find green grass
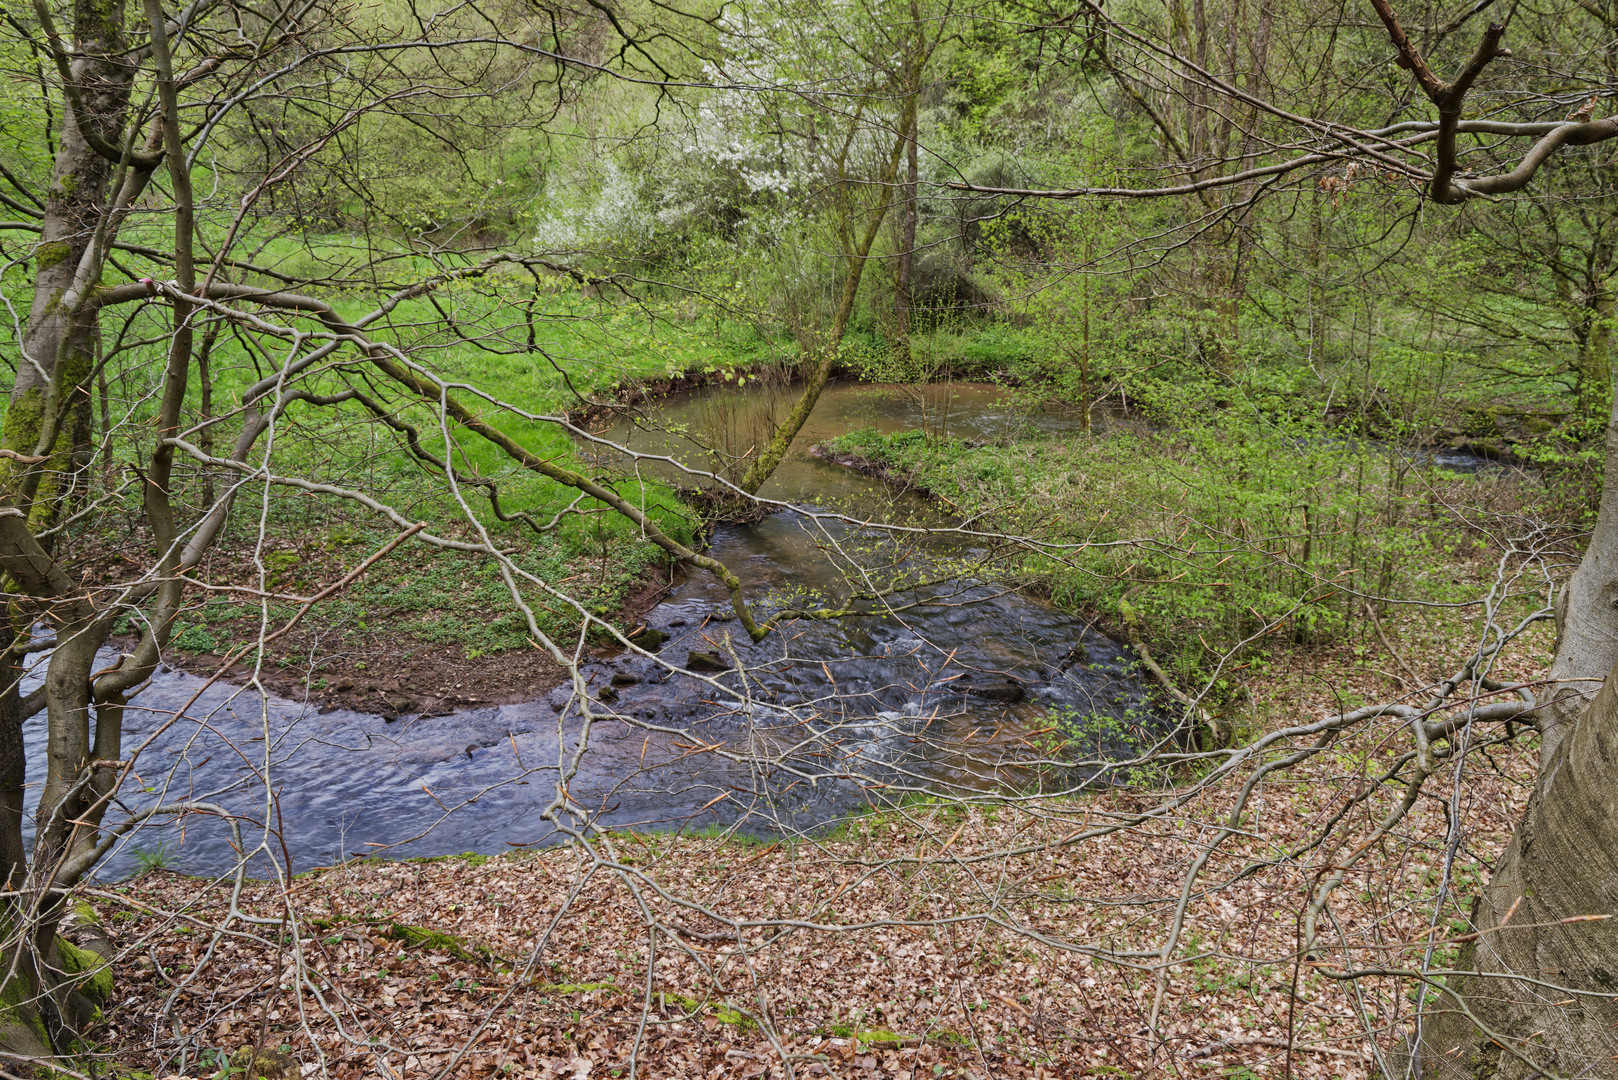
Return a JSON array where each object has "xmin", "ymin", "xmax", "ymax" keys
[
  {"xmin": 825, "ymin": 408, "xmax": 1536, "ymax": 690},
  {"xmin": 0, "ymin": 231, "xmax": 803, "ymax": 659},
  {"xmin": 0, "ymin": 216, "xmax": 1584, "ymax": 671}
]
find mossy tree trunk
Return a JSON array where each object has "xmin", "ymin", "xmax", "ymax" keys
[
  {"xmin": 1585, "ymin": 280, "xmax": 1615, "ymax": 413},
  {"xmin": 0, "ymin": 0, "xmax": 182, "ymax": 1056},
  {"xmin": 891, "ymin": 5, "xmax": 920, "ymax": 366}
]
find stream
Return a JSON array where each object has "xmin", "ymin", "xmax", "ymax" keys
[{"xmin": 33, "ymin": 382, "xmax": 1168, "ymax": 879}]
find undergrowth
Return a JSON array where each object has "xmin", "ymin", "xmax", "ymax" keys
[{"xmin": 826, "ymin": 409, "xmax": 1552, "ymax": 697}]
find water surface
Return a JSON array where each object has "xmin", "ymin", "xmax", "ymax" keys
[{"xmin": 35, "ymin": 381, "xmax": 1162, "ymax": 879}]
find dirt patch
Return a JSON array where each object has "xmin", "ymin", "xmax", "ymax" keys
[
  {"xmin": 89, "ymin": 531, "xmax": 686, "ymax": 717},
  {"xmin": 134, "ymin": 566, "xmax": 682, "ymax": 716}
]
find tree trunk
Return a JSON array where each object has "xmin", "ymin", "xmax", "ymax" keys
[
  {"xmin": 1407, "ymin": 651, "xmax": 1618, "ymax": 1077},
  {"xmin": 0, "ymin": 0, "xmax": 145, "ymax": 1057},
  {"xmin": 735, "ymin": 108, "xmax": 914, "ymax": 497},
  {"xmin": 1403, "ymin": 347, "xmax": 1618, "ymax": 1076},
  {"xmin": 1572, "ymin": 279, "xmax": 1614, "ymax": 420},
  {"xmin": 1540, "ymin": 384, "xmax": 1618, "ymax": 766},
  {"xmin": 893, "ymin": 53, "xmax": 919, "ymax": 362},
  {"xmin": 1591, "ymin": 282, "xmax": 1615, "ymax": 411},
  {"xmin": 8, "ymin": 0, "xmax": 138, "ymax": 511},
  {"xmin": 735, "ymin": 247, "xmax": 872, "ymax": 495}
]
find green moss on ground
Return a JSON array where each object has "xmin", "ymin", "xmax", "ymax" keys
[
  {"xmin": 382, "ymin": 922, "xmax": 497, "ymax": 964},
  {"xmin": 534, "ymin": 981, "xmax": 620, "ymax": 995},
  {"xmin": 229, "ymin": 1045, "xmax": 298, "ymax": 1080}
]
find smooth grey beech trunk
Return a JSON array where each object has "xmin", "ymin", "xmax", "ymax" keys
[
  {"xmin": 1406, "ymin": 652, "xmax": 1618, "ymax": 1077},
  {"xmin": 1402, "ymin": 389, "xmax": 1618, "ymax": 1076},
  {"xmin": 1540, "ymin": 387, "xmax": 1618, "ymax": 767}
]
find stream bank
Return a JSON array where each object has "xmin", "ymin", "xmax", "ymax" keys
[
  {"xmin": 49, "ymin": 379, "xmax": 1169, "ymax": 881},
  {"xmin": 117, "ymin": 563, "xmax": 685, "ymax": 718},
  {"xmin": 57, "ymin": 375, "xmax": 1546, "ymax": 884}
]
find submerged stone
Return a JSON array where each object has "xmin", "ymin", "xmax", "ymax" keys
[
  {"xmin": 685, "ymin": 650, "xmax": 730, "ymax": 673},
  {"xmin": 629, "ymin": 625, "xmax": 668, "ymax": 650},
  {"xmin": 966, "ymin": 681, "xmax": 1026, "ymax": 703}
]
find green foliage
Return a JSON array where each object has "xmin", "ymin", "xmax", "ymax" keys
[
  {"xmin": 1043, "ymin": 701, "xmax": 1165, "ymax": 782},
  {"xmin": 827, "ymin": 402, "xmax": 1513, "ymax": 686},
  {"xmin": 170, "ymin": 622, "xmax": 220, "ymax": 653},
  {"xmin": 132, "ymin": 839, "xmax": 178, "ymax": 875}
]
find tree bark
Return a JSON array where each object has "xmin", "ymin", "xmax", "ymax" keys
[
  {"xmin": 1407, "ymin": 650, "xmax": 1618, "ymax": 1077},
  {"xmin": 8, "ymin": 0, "xmax": 140, "ymax": 512},
  {"xmin": 0, "ymin": 0, "xmax": 149, "ymax": 1054},
  {"xmin": 1401, "ymin": 325, "xmax": 1618, "ymax": 1076},
  {"xmin": 1587, "ymin": 282, "xmax": 1615, "ymax": 413},
  {"xmin": 1540, "ymin": 384, "xmax": 1618, "ymax": 766},
  {"xmin": 892, "ymin": 20, "xmax": 920, "ymax": 363},
  {"xmin": 735, "ymin": 107, "xmax": 914, "ymax": 497},
  {"xmin": 893, "ymin": 111, "xmax": 917, "ymax": 359}
]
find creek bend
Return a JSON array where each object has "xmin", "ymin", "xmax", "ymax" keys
[{"xmin": 34, "ymin": 381, "xmax": 1166, "ymax": 879}]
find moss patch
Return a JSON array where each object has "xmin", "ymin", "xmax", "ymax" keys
[
  {"xmin": 657, "ymin": 990, "xmax": 749, "ymax": 1027},
  {"xmin": 533, "ymin": 981, "xmax": 620, "ymax": 995},
  {"xmin": 381, "ymin": 922, "xmax": 498, "ymax": 965},
  {"xmin": 34, "ymin": 240, "xmax": 71, "ymax": 270},
  {"xmin": 0, "ymin": 967, "xmax": 51, "ymax": 1054},
  {"xmin": 2, "ymin": 388, "xmax": 44, "ymax": 457},
  {"xmin": 825, "ymin": 1024, "xmax": 970, "ymax": 1049},
  {"xmin": 56, "ymin": 939, "xmax": 113, "ymax": 1003},
  {"xmin": 229, "ymin": 1045, "xmax": 297, "ymax": 1080},
  {"xmin": 406, "ymin": 851, "xmax": 494, "ymax": 868}
]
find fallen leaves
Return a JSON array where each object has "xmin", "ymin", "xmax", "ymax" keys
[{"xmin": 83, "ymin": 612, "xmax": 1549, "ymax": 1079}]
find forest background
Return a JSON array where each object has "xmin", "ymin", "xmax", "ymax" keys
[{"xmin": 0, "ymin": 0, "xmax": 1615, "ymax": 1074}]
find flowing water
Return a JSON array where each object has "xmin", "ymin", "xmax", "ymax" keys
[{"xmin": 27, "ymin": 382, "xmax": 1166, "ymax": 880}]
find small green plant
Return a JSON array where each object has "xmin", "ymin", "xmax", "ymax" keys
[
  {"xmin": 132, "ymin": 838, "xmax": 177, "ymax": 874},
  {"xmin": 171, "ymin": 622, "xmax": 220, "ymax": 652}
]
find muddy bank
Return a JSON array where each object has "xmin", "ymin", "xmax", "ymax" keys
[
  {"xmin": 565, "ymin": 363, "xmax": 783, "ymax": 426},
  {"xmin": 126, "ymin": 565, "xmax": 685, "ymax": 717}
]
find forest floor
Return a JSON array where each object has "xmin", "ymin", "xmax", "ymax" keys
[
  {"xmin": 88, "ymin": 605, "xmax": 1555, "ymax": 1080},
  {"xmin": 66, "ymin": 369, "xmax": 1574, "ymax": 1079}
]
